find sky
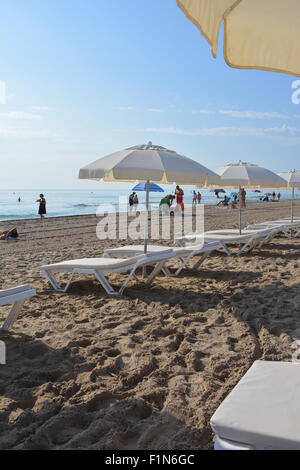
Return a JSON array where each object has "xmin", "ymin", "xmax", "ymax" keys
[{"xmin": 1, "ymin": 0, "xmax": 300, "ymax": 190}]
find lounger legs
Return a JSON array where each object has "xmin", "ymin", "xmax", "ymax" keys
[
  {"xmin": 42, "ymin": 270, "xmax": 76, "ymax": 293},
  {"xmin": 0, "ymin": 299, "xmax": 26, "ymax": 331},
  {"xmin": 191, "ymin": 252, "xmax": 210, "ymax": 271},
  {"xmin": 221, "ymin": 243, "xmax": 232, "ymax": 256},
  {"xmin": 146, "ymin": 260, "xmax": 168, "ymax": 285}
]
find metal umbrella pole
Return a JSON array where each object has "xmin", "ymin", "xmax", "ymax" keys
[
  {"xmin": 144, "ymin": 180, "xmax": 150, "ymax": 254},
  {"xmin": 143, "ymin": 180, "xmax": 150, "ymax": 277},
  {"xmin": 239, "ymin": 185, "xmax": 242, "ymax": 235},
  {"xmin": 291, "ymin": 186, "xmax": 295, "ymax": 223}
]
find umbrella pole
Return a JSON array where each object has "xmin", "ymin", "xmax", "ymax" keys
[
  {"xmin": 291, "ymin": 186, "xmax": 295, "ymax": 223},
  {"xmin": 143, "ymin": 180, "xmax": 150, "ymax": 277},
  {"xmin": 144, "ymin": 180, "xmax": 150, "ymax": 254},
  {"xmin": 239, "ymin": 185, "xmax": 242, "ymax": 235}
]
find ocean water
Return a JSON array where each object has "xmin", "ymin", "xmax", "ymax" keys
[{"xmin": 0, "ymin": 188, "xmax": 298, "ymax": 222}]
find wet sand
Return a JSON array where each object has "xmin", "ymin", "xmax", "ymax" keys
[{"xmin": 0, "ymin": 200, "xmax": 299, "ymax": 449}]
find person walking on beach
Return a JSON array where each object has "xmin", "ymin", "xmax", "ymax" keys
[
  {"xmin": 240, "ymin": 188, "xmax": 246, "ymax": 209},
  {"xmin": 175, "ymin": 185, "xmax": 184, "ymax": 212},
  {"xmin": 197, "ymin": 192, "xmax": 202, "ymax": 204},
  {"xmin": 272, "ymin": 191, "xmax": 276, "ymax": 201},
  {"xmin": 36, "ymin": 194, "xmax": 46, "ymax": 219},
  {"xmin": 278, "ymin": 192, "xmax": 281, "ymax": 201}
]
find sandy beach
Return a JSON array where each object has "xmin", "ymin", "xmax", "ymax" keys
[{"xmin": 0, "ymin": 199, "xmax": 300, "ymax": 450}]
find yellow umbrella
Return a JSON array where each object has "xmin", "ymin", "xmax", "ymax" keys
[{"xmin": 177, "ymin": 0, "xmax": 300, "ymax": 76}]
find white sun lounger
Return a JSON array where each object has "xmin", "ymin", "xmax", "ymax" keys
[
  {"xmin": 205, "ymin": 227, "xmax": 285, "ymax": 250},
  {"xmin": 0, "ymin": 285, "xmax": 36, "ymax": 331},
  {"xmin": 246, "ymin": 220, "xmax": 300, "ymax": 238},
  {"xmin": 40, "ymin": 250, "xmax": 176, "ymax": 296},
  {"xmin": 211, "ymin": 361, "xmax": 300, "ymax": 450},
  {"xmin": 104, "ymin": 241, "xmax": 223, "ymax": 276},
  {"xmin": 176, "ymin": 229, "xmax": 272, "ymax": 256}
]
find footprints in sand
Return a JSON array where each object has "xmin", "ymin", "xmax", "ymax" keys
[{"xmin": 1, "ymin": 214, "xmax": 300, "ymax": 449}]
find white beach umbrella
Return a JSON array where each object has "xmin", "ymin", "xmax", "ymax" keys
[
  {"xmin": 176, "ymin": 0, "xmax": 300, "ymax": 76},
  {"xmin": 279, "ymin": 170, "xmax": 300, "ymax": 222},
  {"xmin": 214, "ymin": 161, "xmax": 287, "ymax": 233},
  {"xmin": 79, "ymin": 142, "xmax": 220, "ymax": 252}
]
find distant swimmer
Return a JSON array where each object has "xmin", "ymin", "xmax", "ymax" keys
[{"xmin": 18, "ymin": 197, "xmax": 21, "ymax": 202}]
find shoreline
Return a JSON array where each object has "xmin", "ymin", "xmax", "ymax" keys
[{"xmin": 0, "ymin": 198, "xmax": 295, "ymax": 225}]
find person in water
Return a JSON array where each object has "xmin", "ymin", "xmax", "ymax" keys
[{"xmin": 36, "ymin": 194, "xmax": 46, "ymax": 219}]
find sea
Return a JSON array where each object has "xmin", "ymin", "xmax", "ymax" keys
[{"xmin": 0, "ymin": 188, "xmax": 298, "ymax": 222}]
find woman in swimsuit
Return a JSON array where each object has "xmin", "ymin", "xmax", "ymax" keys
[{"xmin": 37, "ymin": 194, "xmax": 46, "ymax": 219}]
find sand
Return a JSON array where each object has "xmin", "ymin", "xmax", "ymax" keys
[{"xmin": 0, "ymin": 199, "xmax": 299, "ymax": 450}]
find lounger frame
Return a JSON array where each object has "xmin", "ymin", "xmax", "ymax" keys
[
  {"xmin": 176, "ymin": 229, "xmax": 275, "ymax": 256},
  {"xmin": 104, "ymin": 242, "xmax": 223, "ymax": 277},
  {"xmin": 41, "ymin": 251, "xmax": 175, "ymax": 296},
  {"xmin": 0, "ymin": 285, "xmax": 36, "ymax": 331}
]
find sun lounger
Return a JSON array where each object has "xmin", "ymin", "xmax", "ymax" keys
[
  {"xmin": 205, "ymin": 227, "xmax": 285, "ymax": 249},
  {"xmin": 176, "ymin": 230, "xmax": 272, "ymax": 256},
  {"xmin": 104, "ymin": 241, "xmax": 223, "ymax": 276},
  {"xmin": 40, "ymin": 250, "xmax": 176, "ymax": 296},
  {"xmin": 0, "ymin": 285, "xmax": 36, "ymax": 331},
  {"xmin": 246, "ymin": 220, "xmax": 300, "ymax": 238},
  {"xmin": 211, "ymin": 361, "xmax": 300, "ymax": 450}
]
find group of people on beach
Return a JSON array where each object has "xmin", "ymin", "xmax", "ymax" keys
[
  {"xmin": 216, "ymin": 188, "xmax": 247, "ymax": 209},
  {"xmin": 159, "ymin": 186, "xmax": 186, "ymax": 215},
  {"xmin": 260, "ymin": 192, "xmax": 281, "ymax": 202},
  {"xmin": 192, "ymin": 191, "xmax": 202, "ymax": 205},
  {"xmin": 129, "ymin": 186, "xmax": 187, "ymax": 216}
]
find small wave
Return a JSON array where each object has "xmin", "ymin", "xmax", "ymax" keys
[{"xmin": 73, "ymin": 203, "xmax": 99, "ymax": 208}]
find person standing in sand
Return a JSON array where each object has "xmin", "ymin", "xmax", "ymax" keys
[
  {"xmin": 133, "ymin": 193, "xmax": 139, "ymax": 213},
  {"xmin": 240, "ymin": 188, "xmax": 246, "ymax": 209},
  {"xmin": 175, "ymin": 185, "xmax": 184, "ymax": 212},
  {"xmin": 192, "ymin": 190, "xmax": 197, "ymax": 205},
  {"xmin": 36, "ymin": 194, "xmax": 46, "ymax": 219},
  {"xmin": 197, "ymin": 192, "xmax": 202, "ymax": 204},
  {"xmin": 129, "ymin": 192, "xmax": 135, "ymax": 213}
]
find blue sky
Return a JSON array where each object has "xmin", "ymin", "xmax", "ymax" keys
[{"xmin": 1, "ymin": 0, "xmax": 300, "ymax": 189}]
